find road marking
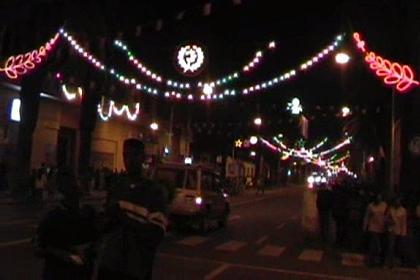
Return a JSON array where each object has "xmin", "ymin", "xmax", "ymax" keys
[
  {"xmin": 255, "ymin": 235, "xmax": 268, "ymax": 245},
  {"xmin": 276, "ymin": 223, "xmax": 285, "ymax": 230},
  {"xmin": 228, "ymin": 215, "xmax": 240, "ymax": 221},
  {"xmin": 215, "ymin": 240, "xmax": 246, "ymax": 252},
  {"xmin": 203, "ymin": 264, "xmax": 230, "ymax": 280},
  {"xmin": 341, "ymin": 253, "xmax": 365, "ymax": 267},
  {"xmin": 177, "ymin": 236, "xmax": 208, "ymax": 246},
  {"xmin": 0, "ymin": 238, "xmax": 31, "ymax": 248},
  {"xmin": 257, "ymin": 245, "xmax": 285, "ymax": 257},
  {"xmin": 298, "ymin": 249, "xmax": 323, "ymax": 262},
  {"xmin": 158, "ymin": 253, "xmax": 365, "ymax": 280}
]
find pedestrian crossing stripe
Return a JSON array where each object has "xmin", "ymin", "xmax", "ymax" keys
[
  {"xmin": 298, "ymin": 249, "xmax": 323, "ymax": 262},
  {"xmin": 215, "ymin": 240, "xmax": 246, "ymax": 252},
  {"xmin": 177, "ymin": 236, "xmax": 208, "ymax": 246},
  {"xmin": 257, "ymin": 245, "xmax": 285, "ymax": 257}
]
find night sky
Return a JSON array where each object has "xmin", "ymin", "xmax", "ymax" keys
[{"xmin": 0, "ymin": 0, "xmax": 418, "ymax": 153}]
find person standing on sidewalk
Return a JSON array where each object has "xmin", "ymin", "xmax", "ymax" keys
[
  {"xmin": 364, "ymin": 193, "xmax": 387, "ymax": 267},
  {"xmin": 97, "ymin": 138, "xmax": 168, "ymax": 280},
  {"xmin": 416, "ymin": 199, "xmax": 420, "ymax": 266},
  {"xmin": 385, "ymin": 196, "xmax": 407, "ymax": 268},
  {"xmin": 255, "ymin": 176, "xmax": 265, "ymax": 195},
  {"xmin": 316, "ymin": 183, "xmax": 333, "ymax": 243}
]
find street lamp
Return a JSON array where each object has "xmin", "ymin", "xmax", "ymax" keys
[
  {"xmin": 254, "ymin": 117, "xmax": 262, "ymax": 126},
  {"xmin": 150, "ymin": 122, "xmax": 159, "ymax": 131},
  {"xmin": 335, "ymin": 52, "xmax": 350, "ymax": 64},
  {"xmin": 250, "ymin": 136, "xmax": 258, "ymax": 145}
]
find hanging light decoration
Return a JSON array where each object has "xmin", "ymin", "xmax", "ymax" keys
[
  {"xmin": 353, "ymin": 32, "xmax": 419, "ymax": 93},
  {"xmin": 62, "ymin": 84, "xmax": 83, "ymax": 101},
  {"xmin": 97, "ymin": 99, "xmax": 140, "ymax": 121},
  {"xmin": 0, "ymin": 33, "xmax": 60, "ymax": 79}
]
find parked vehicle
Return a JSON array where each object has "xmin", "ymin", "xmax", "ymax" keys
[{"xmin": 151, "ymin": 162, "xmax": 230, "ymax": 232}]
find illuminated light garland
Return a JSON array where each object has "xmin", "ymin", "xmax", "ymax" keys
[
  {"xmin": 61, "ymin": 29, "xmax": 344, "ymax": 102},
  {"xmin": 114, "ymin": 40, "xmax": 190, "ymax": 89},
  {"xmin": 241, "ymin": 34, "xmax": 344, "ymax": 95},
  {"xmin": 97, "ymin": 99, "xmax": 140, "ymax": 121},
  {"xmin": 270, "ymin": 135, "xmax": 351, "ymax": 163},
  {"xmin": 0, "ymin": 33, "xmax": 60, "ymax": 79},
  {"xmin": 60, "ymin": 29, "xmax": 165, "ymax": 99},
  {"xmin": 62, "ymin": 84, "xmax": 83, "ymax": 101},
  {"xmin": 353, "ymin": 32, "xmax": 419, "ymax": 93},
  {"xmin": 310, "ymin": 137, "xmax": 328, "ymax": 152},
  {"xmin": 318, "ymin": 137, "xmax": 352, "ymax": 157},
  {"xmin": 327, "ymin": 152, "xmax": 350, "ymax": 165},
  {"xmin": 115, "ymin": 38, "xmax": 276, "ymax": 92},
  {"xmin": 260, "ymin": 138, "xmax": 282, "ymax": 153}
]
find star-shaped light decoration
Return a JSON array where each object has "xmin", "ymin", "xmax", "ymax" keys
[{"xmin": 234, "ymin": 139, "xmax": 243, "ymax": 148}]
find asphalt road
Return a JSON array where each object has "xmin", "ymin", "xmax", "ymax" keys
[{"xmin": 0, "ymin": 187, "xmax": 418, "ymax": 280}]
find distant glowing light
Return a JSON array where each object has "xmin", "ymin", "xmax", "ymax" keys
[
  {"xmin": 368, "ymin": 156, "xmax": 375, "ymax": 163},
  {"xmin": 184, "ymin": 156, "xmax": 193, "ymax": 165},
  {"xmin": 254, "ymin": 117, "xmax": 262, "ymax": 126},
  {"xmin": 335, "ymin": 52, "xmax": 350, "ymax": 64},
  {"xmin": 341, "ymin": 106, "xmax": 351, "ymax": 117},
  {"xmin": 203, "ymin": 83, "xmax": 213, "ymax": 95},
  {"xmin": 150, "ymin": 122, "xmax": 159, "ymax": 131},
  {"xmin": 307, "ymin": 176, "xmax": 315, "ymax": 184},
  {"xmin": 250, "ymin": 151, "xmax": 256, "ymax": 157},
  {"xmin": 250, "ymin": 136, "xmax": 258, "ymax": 145}
]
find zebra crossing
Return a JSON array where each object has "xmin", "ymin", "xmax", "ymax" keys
[{"xmin": 173, "ymin": 235, "xmax": 366, "ymax": 267}]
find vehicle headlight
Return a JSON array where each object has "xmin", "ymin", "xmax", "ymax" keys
[{"xmin": 195, "ymin": 197, "xmax": 202, "ymax": 205}]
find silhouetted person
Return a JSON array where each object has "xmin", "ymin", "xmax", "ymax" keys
[
  {"xmin": 34, "ymin": 169, "xmax": 97, "ymax": 280},
  {"xmin": 97, "ymin": 139, "xmax": 168, "ymax": 280},
  {"xmin": 364, "ymin": 194, "xmax": 387, "ymax": 267},
  {"xmin": 316, "ymin": 183, "xmax": 333, "ymax": 243},
  {"xmin": 385, "ymin": 196, "xmax": 407, "ymax": 268}
]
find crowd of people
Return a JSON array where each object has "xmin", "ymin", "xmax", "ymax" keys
[
  {"xmin": 33, "ymin": 138, "xmax": 170, "ymax": 280},
  {"xmin": 315, "ymin": 179, "xmax": 420, "ymax": 268}
]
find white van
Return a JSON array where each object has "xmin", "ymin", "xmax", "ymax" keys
[{"xmin": 152, "ymin": 162, "xmax": 230, "ymax": 232}]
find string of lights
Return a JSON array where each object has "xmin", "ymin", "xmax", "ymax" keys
[
  {"xmin": 241, "ymin": 34, "xmax": 344, "ymax": 96},
  {"xmin": 115, "ymin": 39, "xmax": 277, "ymax": 92}
]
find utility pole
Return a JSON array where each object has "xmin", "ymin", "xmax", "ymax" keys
[
  {"xmin": 389, "ymin": 88, "xmax": 395, "ymax": 194},
  {"xmin": 168, "ymin": 104, "xmax": 175, "ymax": 157}
]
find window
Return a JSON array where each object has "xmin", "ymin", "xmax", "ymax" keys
[
  {"xmin": 154, "ymin": 168, "xmax": 186, "ymax": 190},
  {"xmin": 202, "ymin": 172, "xmax": 222, "ymax": 192},
  {"xmin": 201, "ymin": 172, "xmax": 214, "ymax": 191},
  {"xmin": 185, "ymin": 170, "xmax": 198, "ymax": 190}
]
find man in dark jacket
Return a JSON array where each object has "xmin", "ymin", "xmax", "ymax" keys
[
  {"xmin": 97, "ymin": 138, "xmax": 168, "ymax": 280},
  {"xmin": 34, "ymin": 169, "xmax": 98, "ymax": 280},
  {"xmin": 316, "ymin": 183, "xmax": 333, "ymax": 243}
]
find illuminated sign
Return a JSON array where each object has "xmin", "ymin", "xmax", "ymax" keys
[{"xmin": 10, "ymin": 98, "xmax": 21, "ymax": 122}]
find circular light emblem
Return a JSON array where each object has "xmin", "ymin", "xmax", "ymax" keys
[{"xmin": 175, "ymin": 44, "xmax": 205, "ymax": 76}]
